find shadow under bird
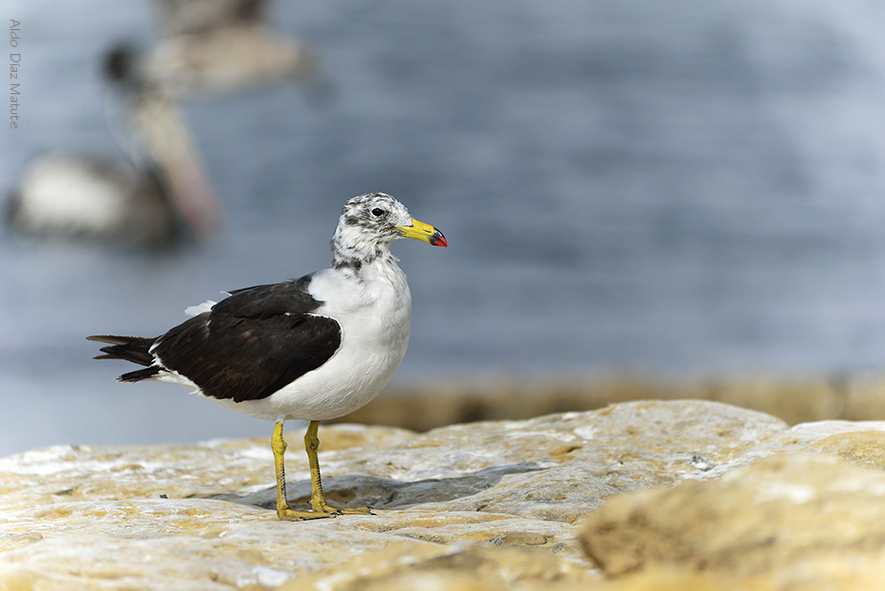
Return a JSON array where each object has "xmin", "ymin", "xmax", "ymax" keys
[{"xmin": 88, "ymin": 193, "xmax": 446, "ymax": 520}]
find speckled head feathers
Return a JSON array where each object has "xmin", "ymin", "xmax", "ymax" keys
[{"xmin": 331, "ymin": 193, "xmax": 412, "ymax": 268}]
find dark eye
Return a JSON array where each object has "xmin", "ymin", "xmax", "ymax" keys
[{"xmin": 371, "ymin": 208, "xmax": 386, "ymax": 217}]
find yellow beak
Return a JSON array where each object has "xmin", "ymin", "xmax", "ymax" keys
[{"xmin": 395, "ymin": 218, "xmax": 447, "ymax": 247}]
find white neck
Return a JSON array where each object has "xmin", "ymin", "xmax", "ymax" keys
[{"xmin": 331, "ymin": 222, "xmax": 398, "ymax": 270}]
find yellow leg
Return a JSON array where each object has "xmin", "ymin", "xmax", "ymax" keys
[
  {"xmin": 272, "ymin": 420, "xmax": 373, "ymax": 521},
  {"xmin": 303, "ymin": 419, "xmax": 373, "ymax": 516}
]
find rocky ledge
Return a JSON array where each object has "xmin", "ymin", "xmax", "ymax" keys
[{"xmin": 2, "ymin": 400, "xmax": 885, "ymax": 590}]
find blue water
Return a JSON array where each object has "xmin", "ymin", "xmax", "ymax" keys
[{"xmin": 2, "ymin": 0, "xmax": 885, "ymax": 457}]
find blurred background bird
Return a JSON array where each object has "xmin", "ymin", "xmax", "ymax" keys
[
  {"xmin": 5, "ymin": 0, "xmax": 328, "ymax": 247},
  {"xmin": 145, "ymin": 0, "xmax": 329, "ymax": 100},
  {"xmin": 7, "ymin": 44, "xmax": 219, "ymax": 247}
]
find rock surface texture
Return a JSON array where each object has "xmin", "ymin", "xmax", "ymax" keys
[{"xmin": 2, "ymin": 400, "xmax": 885, "ymax": 589}]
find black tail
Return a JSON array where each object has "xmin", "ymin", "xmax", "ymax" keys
[{"xmin": 86, "ymin": 334, "xmax": 162, "ymax": 382}]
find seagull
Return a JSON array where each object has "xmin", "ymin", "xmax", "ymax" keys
[{"xmin": 87, "ymin": 193, "xmax": 446, "ymax": 520}]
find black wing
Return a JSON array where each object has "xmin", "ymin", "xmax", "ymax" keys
[{"xmin": 153, "ymin": 276, "xmax": 341, "ymax": 403}]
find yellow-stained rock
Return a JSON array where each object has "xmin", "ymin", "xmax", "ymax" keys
[
  {"xmin": 580, "ymin": 453, "xmax": 885, "ymax": 583},
  {"xmin": 804, "ymin": 430, "xmax": 885, "ymax": 471},
  {"xmin": 280, "ymin": 543, "xmax": 599, "ymax": 591},
  {"xmin": 4, "ymin": 401, "xmax": 885, "ymax": 589},
  {"xmin": 234, "ymin": 400, "xmax": 790, "ymax": 526}
]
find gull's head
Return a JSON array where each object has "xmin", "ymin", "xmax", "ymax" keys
[{"xmin": 332, "ymin": 193, "xmax": 446, "ymax": 267}]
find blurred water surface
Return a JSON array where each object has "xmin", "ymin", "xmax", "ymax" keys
[{"xmin": 2, "ymin": 0, "xmax": 885, "ymax": 456}]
